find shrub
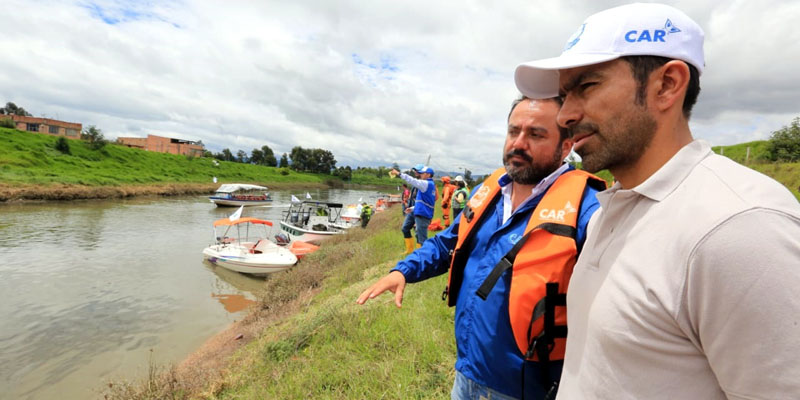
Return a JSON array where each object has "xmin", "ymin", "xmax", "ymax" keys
[
  {"xmin": 55, "ymin": 137, "xmax": 71, "ymax": 154},
  {"xmin": 279, "ymin": 167, "xmax": 290, "ymax": 176},
  {"xmin": 0, "ymin": 118, "xmax": 15, "ymax": 129}
]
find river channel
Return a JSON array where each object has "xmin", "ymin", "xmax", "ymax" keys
[{"xmin": 0, "ymin": 188, "xmax": 384, "ymax": 400}]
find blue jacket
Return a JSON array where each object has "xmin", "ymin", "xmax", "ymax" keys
[
  {"xmin": 400, "ymin": 173, "xmax": 436, "ymax": 219},
  {"xmin": 393, "ymin": 166, "xmax": 601, "ymax": 399}
]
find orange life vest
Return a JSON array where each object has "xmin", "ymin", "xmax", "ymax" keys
[{"xmin": 444, "ymin": 167, "xmax": 606, "ymax": 362}]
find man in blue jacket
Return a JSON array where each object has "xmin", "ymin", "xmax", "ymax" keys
[
  {"xmin": 395, "ymin": 164, "xmax": 437, "ymax": 249},
  {"xmin": 358, "ymin": 96, "xmax": 603, "ymax": 399}
]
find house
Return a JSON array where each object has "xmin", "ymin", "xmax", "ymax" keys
[
  {"xmin": 117, "ymin": 134, "xmax": 204, "ymax": 157},
  {"xmin": 6, "ymin": 115, "xmax": 82, "ymax": 138}
]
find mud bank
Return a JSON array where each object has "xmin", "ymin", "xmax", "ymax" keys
[{"xmin": 0, "ymin": 181, "xmax": 344, "ymax": 203}]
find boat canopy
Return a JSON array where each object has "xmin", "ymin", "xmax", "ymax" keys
[
  {"xmin": 213, "ymin": 217, "xmax": 274, "ymax": 227},
  {"xmin": 215, "ymin": 184, "xmax": 268, "ymax": 193}
]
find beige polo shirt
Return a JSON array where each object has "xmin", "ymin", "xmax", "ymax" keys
[{"xmin": 558, "ymin": 140, "xmax": 800, "ymax": 400}]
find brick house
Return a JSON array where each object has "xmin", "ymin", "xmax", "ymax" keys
[
  {"xmin": 5, "ymin": 115, "xmax": 82, "ymax": 138},
  {"xmin": 117, "ymin": 134, "xmax": 204, "ymax": 157}
]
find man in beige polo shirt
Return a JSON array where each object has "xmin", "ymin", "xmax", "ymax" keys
[{"xmin": 515, "ymin": 3, "xmax": 800, "ymax": 399}]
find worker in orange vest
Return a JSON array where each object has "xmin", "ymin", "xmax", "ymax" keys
[{"xmin": 440, "ymin": 176, "xmax": 457, "ymax": 228}]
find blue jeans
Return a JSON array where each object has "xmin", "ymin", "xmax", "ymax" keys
[
  {"xmin": 414, "ymin": 215, "xmax": 431, "ymax": 244},
  {"xmin": 401, "ymin": 212, "xmax": 416, "ymax": 239},
  {"xmin": 452, "ymin": 371, "xmax": 518, "ymax": 400}
]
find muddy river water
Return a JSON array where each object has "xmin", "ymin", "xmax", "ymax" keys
[{"xmin": 0, "ymin": 188, "xmax": 382, "ymax": 399}]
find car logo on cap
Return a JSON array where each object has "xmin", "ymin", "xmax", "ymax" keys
[
  {"xmin": 624, "ymin": 19, "xmax": 681, "ymax": 43},
  {"xmin": 664, "ymin": 19, "xmax": 681, "ymax": 33},
  {"xmin": 564, "ymin": 23, "xmax": 586, "ymax": 51}
]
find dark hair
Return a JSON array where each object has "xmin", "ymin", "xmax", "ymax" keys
[
  {"xmin": 508, "ymin": 95, "xmax": 569, "ymax": 140},
  {"xmin": 620, "ymin": 55, "xmax": 700, "ymax": 120}
]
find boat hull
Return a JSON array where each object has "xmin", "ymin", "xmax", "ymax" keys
[
  {"xmin": 279, "ymin": 221, "xmax": 342, "ymax": 244},
  {"xmin": 202, "ymin": 244, "xmax": 297, "ymax": 276},
  {"xmin": 209, "ymin": 197, "xmax": 273, "ymax": 207}
]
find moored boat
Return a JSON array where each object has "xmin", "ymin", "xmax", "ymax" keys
[
  {"xmin": 209, "ymin": 184, "xmax": 273, "ymax": 207},
  {"xmin": 279, "ymin": 201, "xmax": 347, "ymax": 244},
  {"xmin": 202, "ymin": 217, "xmax": 297, "ymax": 276}
]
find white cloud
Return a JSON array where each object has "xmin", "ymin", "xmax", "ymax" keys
[{"xmin": 1, "ymin": 0, "xmax": 798, "ymax": 174}]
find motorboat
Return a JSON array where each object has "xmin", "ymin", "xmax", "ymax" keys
[
  {"xmin": 209, "ymin": 184, "xmax": 273, "ymax": 207},
  {"xmin": 279, "ymin": 201, "xmax": 347, "ymax": 244},
  {"xmin": 273, "ymin": 232, "xmax": 320, "ymax": 259},
  {"xmin": 340, "ymin": 203, "xmax": 363, "ymax": 226},
  {"xmin": 202, "ymin": 217, "xmax": 297, "ymax": 276}
]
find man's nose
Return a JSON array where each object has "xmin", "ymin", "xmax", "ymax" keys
[
  {"xmin": 557, "ymin": 97, "xmax": 582, "ymax": 129},
  {"xmin": 509, "ymin": 131, "xmax": 531, "ymax": 150}
]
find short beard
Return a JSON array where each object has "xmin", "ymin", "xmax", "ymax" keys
[
  {"xmin": 570, "ymin": 106, "xmax": 657, "ymax": 173},
  {"xmin": 503, "ymin": 148, "xmax": 564, "ymax": 185}
]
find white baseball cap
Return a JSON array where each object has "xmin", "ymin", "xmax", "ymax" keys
[{"xmin": 515, "ymin": 3, "xmax": 705, "ymax": 99}]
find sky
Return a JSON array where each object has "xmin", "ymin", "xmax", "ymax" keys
[{"xmin": 2, "ymin": 0, "xmax": 799, "ymax": 175}]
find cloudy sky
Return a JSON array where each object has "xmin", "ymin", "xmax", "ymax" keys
[{"xmin": 2, "ymin": 0, "xmax": 799, "ymax": 174}]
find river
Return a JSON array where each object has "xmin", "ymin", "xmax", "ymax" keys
[{"xmin": 0, "ymin": 188, "xmax": 385, "ymax": 400}]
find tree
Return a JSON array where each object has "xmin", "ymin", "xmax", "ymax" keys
[
  {"xmin": 464, "ymin": 169, "xmax": 474, "ymax": 186},
  {"xmin": 333, "ymin": 166, "xmax": 352, "ymax": 180},
  {"xmin": 215, "ymin": 148, "xmax": 235, "ymax": 162},
  {"xmin": 766, "ymin": 117, "xmax": 800, "ymax": 162},
  {"xmin": 81, "ymin": 125, "xmax": 107, "ymax": 150},
  {"xmin": 236, "ymin": 150, "xmax": 248, "ymax": 163},
  {"xmin": 309, "ymin": 148, "xmax": 336, "ymax": 173},
  {"xmin": 289, "ymin": 146, "xmax": 310, "ymax": 171},
  {"xmin": 250, "ymin": 148, "xmax": 264, "ymax": 165},
  {"xmin": 279, "ymin": 153, "xmax": 289, "ymax": 168},
  {"xmin": 289, "ymin": 146, "xmax": 337, "ymax": 173},
  {"xmin": 262, "ymin": 145, "xmax": 277, "ymax": 167},
  {"xmin": 1, "ymin": 102, "xmax": 32, "ymax": 116}
]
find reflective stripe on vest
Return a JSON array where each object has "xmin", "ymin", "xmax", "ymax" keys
[{"xmin": 443, "ymin": 167, "xmax": 606, "ymax": 361}]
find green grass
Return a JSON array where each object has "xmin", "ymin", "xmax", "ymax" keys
[
  {"xmin": 711, "ymin": 140, "xmax": 770, "ymax": 164},
  {"xmin": 216, "ymin": 209, "xmax": 455, "ymax": 399},
  {"xmin": 0, "ymin": 127, "xmax": 396, "ymax": 187}
]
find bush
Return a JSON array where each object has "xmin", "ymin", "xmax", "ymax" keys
[
  {"xmin": 55, "ymin": 137, "xmax": 71, "ymax": 154},
  {"xmin": 0, "ymin": 118, "xmax": 15, "ymax": 129},
  {"xmin": 766, "ymin": 117, "xmax": 800, "ymax": 162},
  {"xmin": 279, "ymin": 167, "xmax": 291, "ymax": 176},
  {"xmin": 81, "ymin": 125, "xmax": 108, "ymax": 150}
]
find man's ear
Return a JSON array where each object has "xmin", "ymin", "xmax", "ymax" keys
[{"xmin": 651, "ymin": 60, "xmax": 690, "ymax": 114}]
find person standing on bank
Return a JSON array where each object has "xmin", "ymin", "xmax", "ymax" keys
[
  {"xmin": 398, "ymin": 165, "xmax": 422, "ymax": 255},
  {"xmin": 393, "ymin": 165, "xmax": 436, "ymax": 249},
  {"xmin": 451, "ymin": 175, "xmax": 469, "ymax": 219},
  {"xmin": 440, "ymin": 176, "xmax": 457, "ymax": 228},
  {"xmin": 359, "ymin": 97, "xmax": 605, "ymax": 400},
  {"xmin": 515, "ymin": 3, "xmax": 800, "ymax": 399}
]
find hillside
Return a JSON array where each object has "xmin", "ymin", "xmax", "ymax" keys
[
  {"xmin": 0, "ymin": 127, "xmax": 395, "ymax": 200},
  {"xmin": 711, "ymin": 140, "xmax": 770, "ymax": 164},
  {"xmin": 713, "ymin": 140, "xmax": 800, "ymax": 199}
]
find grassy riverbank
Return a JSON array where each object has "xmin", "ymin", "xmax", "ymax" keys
[
  {"xmin": 0, "ymin": 127, "xmax": 395, "ymax": 201},
  {"xmin": 102, "ymin": 206, "xmax": 456, "ymax": 399}
]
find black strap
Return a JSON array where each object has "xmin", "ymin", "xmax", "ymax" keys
[
  {"xmin": 474, "ymin": 223, "xmax": 576, "ymax": 300},
  {"xmin": 522, "ymin": 283, "xmax": 567, "ymax": 400},
  {"xmin": 463, "ymin": 205, "xmax": 475, "ymax": 223}
]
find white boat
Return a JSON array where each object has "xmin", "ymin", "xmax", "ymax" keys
[
  {"xmin": 202, "ymin": 217, "xmax": 297, "ymax": 276},
  {"xmin": 340, "ymin": 204, "xmax": 363, "ymax": 226},
  {"xmin": 209, "ymin": 184, "xmax": 273, "ymax": 207},
  {"xmin": 279, "ymin": 201, "xmax": 347, "ymax": 244}
]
